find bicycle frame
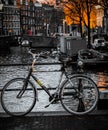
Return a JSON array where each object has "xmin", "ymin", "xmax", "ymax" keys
[
  {"xmin": 23, "ymin": 64, "xmax": 70, "ymax": 99},
  {"xmin": 18, "ymin": 49, "xmax": 79, "ymax": 102}
]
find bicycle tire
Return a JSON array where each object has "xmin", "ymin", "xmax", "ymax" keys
[
  {"xmin": 1, "ymin": 78, "xmax": 37, "ymax": 116},
  {"xmin": 60, "ymin": 74, "xmax": 99, "ymax": 115}
]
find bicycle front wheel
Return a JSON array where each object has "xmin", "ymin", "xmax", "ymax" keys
[
  {"xmin": 1, "ymin": 78, "xmax": 36, "ymax": 116},
  {"xmin": 60, "ymin": 74, "xmax": 99, "ymax": 115}
]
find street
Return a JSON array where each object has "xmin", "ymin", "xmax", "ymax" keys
[{"xmin": 0, "ymin": 115, "xmax": 108, "ymax": 130}]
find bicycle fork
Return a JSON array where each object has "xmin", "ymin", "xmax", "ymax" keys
[
  {"xmin": 16, "ymin": 80, "xmax": 28, "ymax": 98},
  {"xmin": 17, "ymin": 68, "xmax": 32, "ymax": 98}
]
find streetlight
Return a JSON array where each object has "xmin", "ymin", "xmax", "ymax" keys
[
  {"xmin": 63, "ymin": 19, "xmax": 66, "ymax": 34},
  {"xmin": 0, "ymin": 3, "xmax": 3, "ymax": 10}
]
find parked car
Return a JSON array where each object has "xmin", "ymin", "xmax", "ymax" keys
[
  {"xmin": 92, "ymin": 38, "xmax": 105, "ymax": 49},
  {"xmin": 92, "ymin": 38, "xmax": 108, "ymax": 50}
]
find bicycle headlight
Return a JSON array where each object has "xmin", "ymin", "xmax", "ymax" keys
[
  {"xmin": 78, "ymin": 60, "xmax": 84, "ymax": 67},
  {"xmin": 101, "ymin": 42, "xmax": 105, "ymax": 46}
]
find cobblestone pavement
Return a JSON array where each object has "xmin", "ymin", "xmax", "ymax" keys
[{"xmin": 0, "ymin": 115, "xmax": 108, "ymax": 130}]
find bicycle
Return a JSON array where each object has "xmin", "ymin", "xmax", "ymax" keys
[{"xmin": 1, "ymin": 49, "xmax": 99, "ymax": 116}]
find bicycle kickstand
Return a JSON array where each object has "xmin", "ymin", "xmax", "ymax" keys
[{"xmin": 44, "ymin": 98, "xmax": 55, "ymax": 108}]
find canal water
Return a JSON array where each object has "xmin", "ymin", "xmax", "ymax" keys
[{"xmin": 0, "ymin": 46, "xmax": 108, "ymax": 113}]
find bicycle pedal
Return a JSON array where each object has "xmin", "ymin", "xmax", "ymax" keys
[
  {"xmin": 44, "ymin": 104, "xmax": 49, "ymax": 108},
  {"xmin": 44, "ymin": 98, "xmax": 55, "ymax": 108},
  {"xmin": 52, "ymin": 99, "xmax": 59, "ymax": 104}
]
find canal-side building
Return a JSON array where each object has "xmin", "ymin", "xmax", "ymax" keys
[
  {"xmin": 96, "ymin": 5, "xmax": 104, "ymax": 27},
  {"xmin": 95, "ymin": 4, "xmax": 108, "ymax": 39},
  {"xmin": 0, "ymin": 0, "xmax": 64, "ymax": 36},
  {"xmin": 103, "ymin": 8, "xmax": 108, "ymax": 36}
]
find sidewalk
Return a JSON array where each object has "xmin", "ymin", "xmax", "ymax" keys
[{"xmin": 0, "ymin": 114, "xmax": 108, "ymax": 130}]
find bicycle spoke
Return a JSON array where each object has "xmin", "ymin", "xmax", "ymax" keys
[
  {"xmin": 60, "ymin": 75, "xmax": 99, "ymax": 115},
  {"xmin": 1, "ymin": 78, "xmax": 36, "ymax": 116}
]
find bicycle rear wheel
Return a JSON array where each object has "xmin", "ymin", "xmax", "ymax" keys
[
  {"xmin": 60, "ymin": 74, "xmax": 99, "ymax": 115},
  {"xmin": 1, "ymin": 78, "xmax": 36, "ymax": 116}
]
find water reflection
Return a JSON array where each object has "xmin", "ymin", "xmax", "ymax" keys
[
  {"xmin": 1, "ymin": 65, "xmax": 108, "ymax": 91},
  {"xmin": 87, "ymin": 70, "xmax": 108, "ymax": 99},
  {"xmin": 82, "ymin": 67, "xmax": 108, "ymax": 92},
  {"xmin": 0, "ymin": 64, "xmax": 108, "ymax": 112},
  {"xmin": 96, "ymin": 72, "xmax": 108, "ymax": 91}
]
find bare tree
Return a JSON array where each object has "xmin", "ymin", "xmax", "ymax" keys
[
  {"xmin": 62, "ymin": 0, "xmax": 98, "ymax": 48},
  {"xmin": 64, "ymin": 0, "xmax": 84, "ymax": 37},
  {"xmin": 83, "ymin": 0, "xmax": 96, "ymax": 48}
]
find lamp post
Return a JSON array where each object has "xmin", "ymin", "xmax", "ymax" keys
[
  {"xmin": 63, "ymin": 19, "xmax": 66, "ymax": 34},
  {"xmin": 0, "ymin": 3, "xmax": 3, "ymax": 10},
  {"xmin": 86, "ymin": 0, "xmax": 92, "ymax": 48},
  {"xmin": 20, "ymin": 0, "xmax": 23, "ymax": 5}
]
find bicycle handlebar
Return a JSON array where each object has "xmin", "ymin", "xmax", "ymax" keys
[
  {"xmin": 28, "ymin": 49, "xmax": 48, "ymax": 60},
  {"xmin": 28, "ymin": 49, "xmax": 74, "ymax": 68}
]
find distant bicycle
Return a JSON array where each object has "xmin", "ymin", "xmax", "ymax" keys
[{"xmin": 1, "ymin": 49, "xmax": 99, "ymax": 116}]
